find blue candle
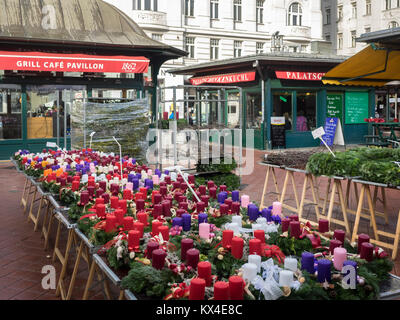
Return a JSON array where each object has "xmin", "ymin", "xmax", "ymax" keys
[
  {"xmin": 172, "ymin": 217, "xmax": 183, "ymax": 227},
  {"xmin": 217, "ymin": 192, "xmax": 228, "ymax": 204},
  {"xmin": 132, "ymin": 178, "xmax": 139, "ymax": 190},
  {"xmin": 182, "ymin": 213, "xmax": 192, "ymax": 232},
  {"xmin": 247, "ymin": 204, "xmax": 260, "ymax": 221},
  {"xmin": 198, "ymin": 213, "xmax": 208, "ymax": 224},
  {"xmin": 128, "ymin": 174, "xmax": 135, "ymax": 183},
  {"xmin": 164, "ymin": 170, "xmax": 170, "ymax": 175},
  {"xmin": 155, "ymin": 169, "xmax": 161, "ymax": 177},
  {"xmin": 301, "ymin": 252, "xmax": 315, "ymax": 274},
  {"xmin": 231, "ymin": 190, "xmax": 240, "ymax": 202},
  {"xmin": 317, "ymin": 259, "xmax": 332, "ymax": 283},
  {"xmin": 145, "ymin": 179, "xmax": 154, "ymax": 189},
  {"xmin": 136, "ymin": 173, "xmax": 142, "ymax": 180},
  {"xmin": 132, "ymin": 159, "xmax": 136, "ymax": 165}
]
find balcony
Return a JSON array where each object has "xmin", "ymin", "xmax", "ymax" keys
[
  {"xmin": 281, "ymin": 26, "xmax": 312, "ymax": 40},
  {"xmin": 131, "ymin": 11, "xmax": 167, "ymax": 30}
]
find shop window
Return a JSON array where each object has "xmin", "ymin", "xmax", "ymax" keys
[
  {"xmin": 246, "ymin": 93, "xmax": 262, "ymax": 129},
  {"xmin": 227, "ymin": 93, "xmax": 240, "ymax": 128},
  {"xmin": 296, "ymin": 92, "xmax": 317, "ymax": 131},
  {"xmin": 375, "ymin": 93, "xmax": 387, "ymax": 119},
  {"xmin": 273, "ymin": 92, "xmax": 292, "ymax": 130},
  {"xmin": 388, "ymin": 92, "xmax": 400, "ymax": 121},
  {"xmin": 0, "ymin": 86, "xmax": 22, "ymax": 140}
]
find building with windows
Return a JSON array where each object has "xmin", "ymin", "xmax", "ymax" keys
[
  {"xmin": 104, "ymin": 0, "xmax": 328, "ymax": 115},
  {"xmin": 322, "ymin": 0, "xmax": 400, "ymax": 56}
]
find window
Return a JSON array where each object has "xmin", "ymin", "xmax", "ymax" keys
[
  {"xmin": 246, "ymin": 93, "xmax": 262, "ymax": 129},
  {"xmin": 338, "ymin": 5, "xmax": 343, "ymax": 21},
  {"xmin": 288, "ymin": 2, "xmax": 302, "ymax": 26},
  {"xmin": 0, "ymin": 86, "xmax": 22, "ymax": 140},
  {"xmin": 386, "ymin": 0, "xmax": 391, "ymax": 10},
  {"xmin": 389, "ymin": 21, "xmax": 399, "ymax": 28},
  {"xmin": 133, "ymin": 0, "xmax": 158, "ymax": 11},
  {"xmin": 256, "ymin": 0, "xmax": 264, "ymax": 24},
  {"xmin": 234, "ymin": 41, "xmax": 242, "ymax": 58},
  {"xmin": 272, "ymin": 92, "xmax": 293, "ymax": 130},
  {"xmin": 185, "ymin": 0, "xmax": 194, "ymax": 16},
  {"xmin": 366, "ymin": 0, "xmax": 371, "ymax": 15},
  {"xmin": 152, "ymin": 33, "xmax": 162, "ymax": 41},
  {"xmin": 325, "ymin": 34, "xmax": 331, "ymax": 42},
  {"xmin": 296, "ymin": 92, "xmax": 317, "ymax": 131},
  {"xmin": 398, "ymin": 0, "xmax": 400, "ymax": 8},
  {"xmin": 351, "ymin": 30, "xmax": 357, "ymax": 47},
  {"xmin": 338, "ymin": 33, "xmax": 343, "ymax": 49},
  {"xmin": 210, "ymin": 0, "xmax": 219, "ymax": 19},
  {"xmin": 210, "ymin": 39, "xmax": 219, "ymax": 60},
  {"xmin": 256, "ymin": 42, "xmax": 264, "ymax": 54},
  {"xmin": 364, "ymin": 27, "xmax": 371, "ymax": 34},
  {"xmin": 351, "ymin": 2, "xmax": 357, "ymax": 18},
  {"xmin": 185, "ymin": 37, "xmax": 195, "ymax": 58},
  {"xmin": 234, "ymin": 0, "xmax": 242, "ymax": 22},
  {"xmin": 325, "ymin": 8, "xmax": 331, "ymax": 25}
]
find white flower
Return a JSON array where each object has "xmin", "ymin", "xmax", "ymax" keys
[
  {"xmin": 129, "ymin": 252, "xmax": 135, "ymax": 259},
  {"xmin": 116, "ymin": 246, "xmax": 123, "ymax": 260}
]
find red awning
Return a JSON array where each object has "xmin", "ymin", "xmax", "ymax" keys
[
  {"xmin": 189, "ymin": 71, "xmax": 256, "ymax": 85},
  {"xmin": 0, "ymin": 51, "xmax": 150, "ymax": 74}
]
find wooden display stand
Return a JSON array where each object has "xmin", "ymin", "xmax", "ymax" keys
[
  {"xmin": 27, "ymin": 117, "xmax": 53, "ymax": 139},
  {"xmin": 351, "ymin": 180, "xmax": 400, "ymax": 260},
  {"xmin": 21, "ymin": 177, "xmax": 37, "ymax": 215},
  {"xmin": 259, "ymin": 163, "xmax": 281, "ymax": 209},
  {"xmin": 27, "ymin": 186, "xmax": 49, "ymax": 232}
]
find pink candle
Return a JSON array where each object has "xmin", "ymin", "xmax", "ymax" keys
[
  {"xmin": 333, "ymin": 247, "xmax": 347, "ymax": 270},
  {"xmin": 272, "ymin": 202, "xmax": 282, "ymax": 215},
  {"xmin": 199, "ymin": 223, "xmax": 210, "ymax": 240},
  {"xmin": 152, "ymin": 249, "xmax": 167, "ymax": 270},
  {"xmin": 241, "ymin": 195, "xmax": 250, "ymax": 208}
]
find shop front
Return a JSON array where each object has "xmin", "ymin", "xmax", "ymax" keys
[
  {"xmin": 170, "ymin": 54, "xmax": 375, "ymax": 150},
  {"xmin": 0, "ymin": 0, "xmax": 186, "ymax": 160}
]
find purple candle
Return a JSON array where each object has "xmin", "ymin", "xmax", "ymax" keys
[
  {"xmin": 198, "ymin": 213, "xmax": 208, "ymax": 224},
  {"xmin": 261, "ymin": 207, "xmax": 273, "ymax": 222},
  {"xmin": 172, "ymin": 217, "xmax": 183, "ymax": 227},
  {"xmin": 317, "ymin": 259, "xmax": 332, "ymax": 283},
  {"xmin": 247, "ymin": 204, "xmax": 259, "ymax": 221},
  {"xmin": 231, "ymin": 190, "xmax": 240, "ymax": 202},
  {"xmin": 182, "ymin": 213, "xmax": 192, "ymax": 232},
  {"xmin": 132, "ymin": 178, "xmax": 139, "ymax": 190},
  {"xmin": 217, "ymin": 192, "xmax": 228, "ymax": 204},
  {"xmin": 145, "ymin": 179, "xmax": 154, "ymax": 189},
  {"xmin": 301, "ymin": 252, "xmax": 315, "ymax": 274},
  {"xmin": 128, "ymin": 174, "xmax": 135, "ymax": 183}
]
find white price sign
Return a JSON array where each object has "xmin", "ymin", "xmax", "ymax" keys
[
  {"xmin": 46, "ymin": 142, "xmax": 57, "ymax": 148},
  {"xmin": 312, "ymin": 127, "xmax": 326, "ymax": 140}
]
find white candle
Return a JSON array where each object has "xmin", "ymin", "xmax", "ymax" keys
[
  {"xmin": 256, "ymin": 217, "xmax": 267, "ymax": 225},
  {"xmin": 248, "ymin": 255, "xmax": 262, "ymax": 273},
  {"xmin": 284, "ymin": 257, "xmax": 298, "ymax": 272},
  {"xmin": 252, "ymin": 223, "xmax": 262, "ymax": 230},
  {"xmin": 279, "ymin": 270, "xmax": 294, "ymax": 287},
  {"xmin": 232, "ymin": 215, "xmax": 242, "ymax": 226},
  {"xmin": 152, "ymin": 175, "xmax": 160, "ymax": 185},
  {"xmin": 230, "ymin": 223, "xmax": 240, "ymax": 235},
  {"xmin": 82, "ymin": 174, "xmax": 89, "ymax": 183},
  {"xmin": 243, "ymin": 263, "xmax": 258, "ymax": 282},
  {"xmin": 147, "ymin": 169, "xmax": 153, "ymax": 176},
  {"xmin": 170, "ymin": 172, "xmax": 177, "ymax": 181}
]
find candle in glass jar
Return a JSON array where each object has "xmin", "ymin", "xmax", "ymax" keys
[
  {"xmin": 229, "ymin": 276, "xmax": 244, "ymax": 300},
  {"xmin": 334, "ymin": 230, "xmax": 346, "ymax": 244},
  {"xmin": 223, "ymin": 230, "xmax": 234, "ymax": 248},
  {"xmin": 214, "ymin": 281, "xmax": 229, "ymax": 300},
  {"xmin": 128, "ymin": 230, "xmax": 140, "ymax": 250},
  {"xmin": 146, "ymin": 241, "xmax": 159, "ymax": 259},
  {"xmin": 357, "ymin": 234, "xmax": 370, "ymax": 253},
  {"xmin": 181, "ymin": 238, "xmax": 194, "ymax": 261},
  {"xmin": 231, "ymin": 237, "xmax": 244, "ymax": 259},
  {"xmin": 249, "ymin": 239, "xmax": 262, "ymax": 255},
  {"xmin": 301, "ymin": 252, "xmax": 315, "ymax": 274},
  {"xmin": 198, "ymin": 261, "xmax": 212, "ymax": 287},
  {"xmin": 199, "ymin": 223, "xmax": 210, "ymax": 240},
  {"xmin": 186, "ymin": 248, "xmax": 200, "ymax": 269},
  {"xmin": 360, "ymin": 242, "xmax": 374, "ymax": 262},
  {"xmin": 333, "ymin": 247, "xmax": 347, "ymax": 270},
  {"xmin": 152, "ymin": 249, "xmax": 167, "ymax": 270},
  {"xmin": 189, "ymin": 278, "xmax": 206, "ymax": 300},
  {"xmin": 318, "ymin": 219, "xmax": 329, "ymax": 233}
]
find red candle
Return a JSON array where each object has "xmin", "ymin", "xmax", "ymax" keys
[
  {"xmin": 179, "ymin": 202, "xmax": 189, "ymax": 211},
  {"xmin": 200, "ymin": 195, "xmax": 209, "ymax": 207},
  {"xmin": 358, "ymin": 234, "xmax": 370, "ymax": 253},
  {"xmin": 137, "ymin": 211, "xmax": 148, "ymax": 226},
  {"xmin": 231, "ymin": 237, "xmax": 244, "ymax": 259},
  {"xmin": 96, "ymin": 204, "xmax": 106, "ymax": 218},
  {"xmin": 158, "ymin": 225, "xmax": 170, "ymax": 241},
  {"xmin": 209, "ymin": 187, "xmax": 217, "ymax": 199},
  {"xmin": 152, "ymin": 220, "xmax": 162, "ymax": 236},
  {"xmin": 289, "ymin": 215, "xmax": 299, "ymax": 221},
  {"xmin": 223, "ymin": 230, "xmax": 234, "ymax": 248},
  {"xmin": 289, "ymin": 221, "xmax": 301, "ymax": 239},
  {"xmin": 176, "ymin": 209, "xmax": 186, "ymax": 217},
  {"xmin": 189, "ymin": 278, "xmax": 206, "ymax": 300},
  {"xmin": 153, "ymin": 204, "xmax": 163, "ymax": 219},
  {"xmin": 123, "ymin": 189, "xmax": 132, "ymax": 200},
  {"xmin": 135, "ymin": 192, "xmax": 146, "ymax": 201},
  {"xmin": 133, "ymin": 221, "xmax": 145, "ymax": 238},
  {"xmin": 128, "ymin": 230, "xmax": 140, "ymax": 250},
  {"xmin": 329, "ymin": 239, "xmax": 342, "ymax": 254},
  {"xmin": 207, "ymin": 181, "xmax": 214, "ymax": 189},
  {"xmin": 199, "ymin": 185, "xmax": 207, "ymax": 195},
  {"xmin": 153, "ymin": 193, "xmax": 162, "ymax": 204},
  {"xmin": 249, "ymin": 238, "xmax": 262, "ymax": 255},
  {"xmin": 165, "ymin": 176, "xmax": 171, "ymax": 184},
  {"xmin": 334, "ymin": 230, "xmax": 346, "ymax": 244},
  {"xmin": 80, "ymin": 191, "xmax": 89, "ymax": 205},
  {"xmin": 214, "ymin": 281, "xmax": 230, "ymax": 300},
  {"xmin": 186, "ymin": 248, "xmax": 200, "ymax": 269},
  {"xmin": 180, "ymin": 183, "xmax": 188, "ymax": 192},
  {"xmin": 110, "ymin": 196, "xmax": 119, "ymax": 209},
  {"xmin": 99, "ymin": 181, "xmax": 107, "ymax": 191},
  {"xmin": 173, "ymin": 182, "xmax": 180, "ymax": 190},
  {"xmin": 105, "ymin": 214, "xmax": 117, "ymax": 233},
  {"xmin": 181, "ymin": 238, "xmax": 194, "ymax": 261},
  {"xmin": 219, "ymin": 185, "xmax": 227, "ymax": 192},
  {"xmin": 135, "ymin": 199, "xmax": 145, "ymax": 211},
  {"xmin": 174, "ymin": 191, "xmax": 183, "ymax": 202},
  {"xmin": 102, "ymin": 193, "xmax": 110, "ymax": 204},
  {"xmin": 198, "ymin": 261, "xmax": 212, "ymax": 287},
  {"xmin": 229, "ymin": 276, "xmax": 244, "ymax": 300},
  {"xmin": 152, "ymin": 249, "xmax": 167, "ymax": 270},
  {"xmin": 123, "ymin": 216, "xmax": 134, "ymax": 230},
  {"xmin": 95, "ymin": 197, "xmax": 104, "ymax": 206},
  {"xmin": 231, "ymin": 202, "xmax": 241, "ymax": 214},
  {"xmin": 188, "ymin": 175, "xmax": 196, "ymax": 184},
  {"xmin": 118, "ymin": 200, "xmax": 127, "ymax": 214},
  {"xmin": 253, "ymin": 230, "xmax": 265, "ymax": 243},
  {"xmin": 220, "ymin": 204, "xmax": 229, "ymax": 215},
  {"xmin": 360, "ymin": 242, "xmax": 374, "ymax": 262},
  {"xmin": 159, "ymin": 186, "xmax": 167, "ymax": 196},
  {"xmin": 139, "ymin": 187, "xmax": 148, "ymax": 196},
  {"xmin": 224, "ymin": 199, "xmax": 233, "ymax": 210},
  {"xmin": 114, "ymin": 209, "xmax": 125, "ymax": 226},
  {"xmin": 146, "ymin": 241, "xmax": 159, "ymax": 259},
  {"xmin": 281, "ymin": 218, "xmax": 291, "ymax": 232},
  {"xmin": 162, "ymin": 200, "xmax": 171, "ymax": 217},
  {"xmin": 319, "ymin": 219, "xmax": 329, "ymax": 233},
  {"xmin": 196, "ymin": 201, "xmax": 206, "ymax": 213},
  {"xmin": 88, "ymin": 179, "xmax": 95, "ymax": 187}
]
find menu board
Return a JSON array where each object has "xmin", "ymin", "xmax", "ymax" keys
[
  {"xmin": 327, "ymin": 94, "xmax": 343, "ymax": 121},
  {"xmin": 345, "ymin": 92, "xmax": 369, "ymax": 124},
  {"xmin": 271, "ymin": 117, "xmax": 286, "ymax": 148}
]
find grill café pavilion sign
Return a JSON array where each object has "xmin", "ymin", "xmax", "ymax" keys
[{"xmin": 0, "ymin": 51, "xmax": 150, "ymax": 74}]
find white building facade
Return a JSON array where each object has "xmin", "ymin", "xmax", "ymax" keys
[
  {"xmin": 322, "ymin": 0, "xmax": 400, "ymax": 56},
  {"xmin": 105, "ymin": 0, "xmax": 327, "ymax": 104}
]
